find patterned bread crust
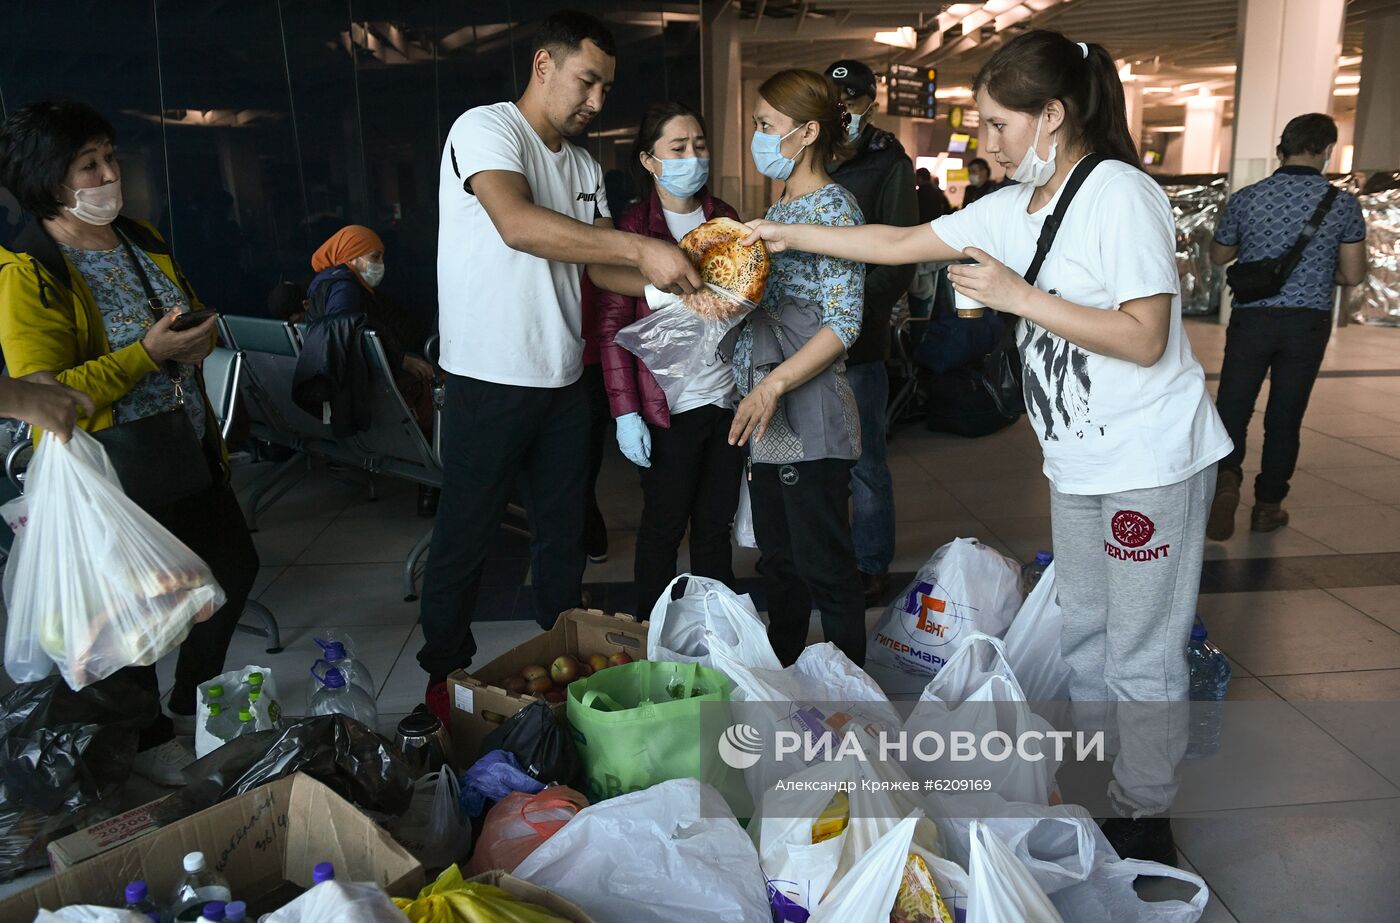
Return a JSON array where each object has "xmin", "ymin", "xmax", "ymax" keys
[{"xmin": 679, "ymin": 218, "xmax": 770, "ymax": 304}]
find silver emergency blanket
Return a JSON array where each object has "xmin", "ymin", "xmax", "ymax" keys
[
  {"xmin": 1346, "ymin": 184, "xmax": 1400, "ymax": 326},
  {"xmin": 1161, "ymin": 177, "xmax": 1228, "ymax": 315}
]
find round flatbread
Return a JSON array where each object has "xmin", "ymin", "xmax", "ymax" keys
[{"xmin": 679, "ymin": 218, "xmax": 770, "ymax": 304}]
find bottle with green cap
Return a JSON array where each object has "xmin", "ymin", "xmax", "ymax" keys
[
  {"xmin": 230, "ymin": 707, "xmax": 257, "ymax": 740},
  {"xmin": 204, "ymin": 684, "xmax": 237, "ymax": 742}
]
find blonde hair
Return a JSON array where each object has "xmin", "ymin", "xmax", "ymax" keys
[{"xmin": 758, "ymin": 68, "xmax": 851, "ymax": 165}]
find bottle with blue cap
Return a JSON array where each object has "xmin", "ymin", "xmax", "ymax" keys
[
  {"xmin": 1020, "ymin": 550, "xmax": 1053, "ymax": 596},
  {"xmin": 195, "ymin": 901, "xmax": 226, "ymax": 923},
  {"xmin": 313, "ymin": 862, "xmax": 336, "ymax": 885},
  {"xmin": 313, "ymin": 636, "xmax": 376, "ymax": 698},
  {"xmin": 224, "ymin": 900, "xmax": 248, "ymax": 923},
  {"xmin": 1186, "ymin": 617, "xmax": 1232, "ymax": 759},
  {"xmin": 122, "ymin": 879, "xmax": 160, "ymax": 922},
  {"xmin": 307, "ymin": 662, "xmax": 378, "ymax": 726}
]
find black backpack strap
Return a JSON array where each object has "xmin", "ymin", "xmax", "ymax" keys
[
  {"xmin": 1277, "ymin": 185, "xmax": 1338, "ymax": 278},
  {"xmin": 1024, "ymin": 153, "xmax": 1107, "ymax": 286}
]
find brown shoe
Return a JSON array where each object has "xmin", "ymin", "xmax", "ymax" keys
[
  {"xmin": 861, "ymin": 571, "xmax": 890, "ymax": 608},
  {"xmin": 1251, "ymin": 501, "xmax": 1290, "ymax": 533},
  {"xmin": 1206, "ymin": 468, "xmax": 1242, "ymax": 541}
]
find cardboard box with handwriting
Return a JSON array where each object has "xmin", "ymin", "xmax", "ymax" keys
[{"xmin": 0, "ymin": 773, "xmax": 423, "ymax": 919}]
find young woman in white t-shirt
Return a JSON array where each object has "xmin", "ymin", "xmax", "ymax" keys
[{"xmin": 745, "ymin": 30, "xmax": 1232, "ymax": 865}]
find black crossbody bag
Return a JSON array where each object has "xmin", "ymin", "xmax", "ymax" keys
[
  {"xmin": 1225, "ymin": 185, "xmax": 1338, "ymax": 304},
  {"xmin": 978, "ymin": 154, "xmax": 1107, "ymax": 419},
  {"xmin": 92, "ymin": 233, "xmax": 217, "ymax": 511}
]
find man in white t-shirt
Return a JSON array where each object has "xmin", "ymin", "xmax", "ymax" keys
[{"xmin": 419, "ymin": 11, "xmax": 701, "ymax": 715}]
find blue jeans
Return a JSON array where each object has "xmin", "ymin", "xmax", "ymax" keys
[{"xmin": 846, "ymin": 361, "xmax": 895, "ymax": 575}]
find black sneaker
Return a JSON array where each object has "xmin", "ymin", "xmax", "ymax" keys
[{"xmin": 1101, "ymin": 817, "xmax": 1178, "ymax": 867}]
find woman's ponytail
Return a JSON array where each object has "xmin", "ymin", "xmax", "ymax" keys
[
  {"xmin": 1081, "ymin": 43, "xmax": 1139, "ymax": 166},
  {"xmin": 974, "ymin": 30, "xmax": 1142, "ymax": 169}
]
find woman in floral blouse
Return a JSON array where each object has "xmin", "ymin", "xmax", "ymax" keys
[{"xmin": 727, "ymin": 69, "xmax": 867, "ymax": 667}]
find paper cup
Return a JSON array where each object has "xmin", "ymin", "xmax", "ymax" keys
[{"xmin": 954, "ymin": 288, "xmax": 985, "ymax": 318}]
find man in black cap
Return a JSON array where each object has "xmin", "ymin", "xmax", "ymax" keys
[{"xmin": 823, "ymin": 58, "xmax": 918, "ymax": 606}]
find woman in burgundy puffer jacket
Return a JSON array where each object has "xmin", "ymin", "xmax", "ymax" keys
[{"xmin": 593, "ymin": 102, "xmax": 745, "ymax": 616}]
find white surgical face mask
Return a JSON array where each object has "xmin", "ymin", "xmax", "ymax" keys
[
  {"xmin": 64, "ymin": 180, "xmax": 123, "ymax": 225},
  {"xmin": 359, "ymin": 260, "xmax": 385, "ymax": 288},
  {"xmin": 1011, "ymin": 112, "xmax": 1058, "ymax": 187}
]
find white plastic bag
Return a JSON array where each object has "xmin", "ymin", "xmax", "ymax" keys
[
  {"xmin": 1001, "ymin": 561, "xmax": 1071, "ymax": 704},
  {"xmin": 734, "ymin": 476, "xmax": 758, "ymax": 549},
  {"xmin": 869, "ymin": 538, "xmax": 1023, "ymax": 679},
  {"xmin": 264, "ymin": 880, "xmax": 409, "ymax": 923},
  {"xmin": 713, "ymin": 642, "xmax": 903, "ymax": 803},
  {"xmin": 647, "ymin": 573, "xmax": 780, "ymax": 670},
  {"xmin": 929, "ymin": 791, "xmax": 1101, "ymax": 897},
  {"xmin": 35, "ymin": 910, "xmax": 149, "ymax": 923},
  {"xmin": 514, "ymin": 778, "xmax": 770, "ymax": 923},
  {"xmin": 615, "ymin": 286, "xmax": 757, "ymax": 412},
  {"xmin": 967, "ymin": 820, "xmax": 1065, "ymax": 923},
  {"xmin": 389, "ymin": 770, "xmax": 474, "ymax": 871},
  {"xmin": 904, "ymin": 634, "xmax": 1060, "ymax": 805},
  {"xmin": 1051, "ymin": 858, "xmax": 1209, "ymax": 923},
  {"xmin": 810, "ymin": 812, "xmax": 970, "ymax": 923},
  {"xmin": 195, "ymin": 664, "xmax": 282, "ymax": 757},
  {"xmin": 3, "ymin": 430, "xmax": 224, "ymax": 688}
]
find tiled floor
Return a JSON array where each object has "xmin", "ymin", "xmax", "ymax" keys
[{"xmin": 8, "ymin": 317, "xmax": 1400, "ymax": 918}]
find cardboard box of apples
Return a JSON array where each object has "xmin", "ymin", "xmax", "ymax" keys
[{"xmin": 447, "ymin": 609, "xmax": 649, "ymax": 766}]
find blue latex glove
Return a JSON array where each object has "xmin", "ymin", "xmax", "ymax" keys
[{"xmin": 615, "ymin": 412, "xmax": 652, "ymax": 468}]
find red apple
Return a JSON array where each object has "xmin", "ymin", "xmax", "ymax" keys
[
  {"xmin": 577, "ymin": 663, "xmax": 593, "ymax": 678},
  {"xmin": 521, "ymin": 664, "xmax": 548, "ymax": 682},
  {"xmin": 608, "ymin": 651, "xmax": 634, "ymax": 667},
  {"xmin": 586, "ymin": 654, "xmax": 609, "ymax": 674},
  {"xmin": 503, "ymin": 675, "xmax": 527, "ymax": 695},
  {"xmin": 543, "ymin": 689, "xmax": 566, "ymax": 704},
  {"xmin": 525, "ymin": 675, "xmax": 553, "ymax": 694},
  {"xmin": 550, "ymin": 654, "xmax": 580, "ymax": 685}
]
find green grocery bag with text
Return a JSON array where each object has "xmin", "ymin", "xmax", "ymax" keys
[{"xmin": 566, "ymin": 659, "xmax": 741, "ymax": 807}]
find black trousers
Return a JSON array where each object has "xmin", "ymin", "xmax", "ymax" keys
[
  {"xmin": 111, "ymin": 477, "xmax": 260, "ymax": 748},
  {"xmin": 418, "ymin": 373, "xmax": 589, "ymax": 679},
  {"xmin": 749, "ymin": 458, "xmax": 867, "ymax": 668},
  {"xmin": 581, "ymin": 363, "xmax": 609, "ymax": 557},
  {"xmin": 1215, "ymin": 307, "xmax": 1331, "ymax": 504},
  {"xmin": 635, "ymin": 404, "xmax": 745, "ymax": 616}
]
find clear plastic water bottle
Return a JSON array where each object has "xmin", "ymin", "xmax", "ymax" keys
[
  {"xmin": 1020, "ymin": 551, "xmax": 1053, "ymax": 596},
  {"xmin": 171, "ymin": 851, "xmax": 232, "ymax": 921},
  {"xmin": 123, "ymin": 880, "xmax": 161, "ymax": 922},
  {"xmin": 205, "ymin": 685, "xmax": 237, "ymax": 742},
  {"xmin": 196, "ymin": 901, "xmax": 227, "ymax": 923},
  {"xmin": 1186, "ymin": 619, "xmax": 1232, "ymax": 759},
  {"xmin": 230, "ymin": 707, "xmax": 258, "ymax": 740},
  {"xmin": 308, "ymin": 664, "xmax": 378, "ymax": 727},
  {"xmin": 313, "ymin": 862, "xmax": 336, "ymax": 885},
  {"xmin": 314, "ymin": 637, "xmax": 376, "ymax": 698},
  {"xmin": 224, "ymin": 901, "xmax": 248, "ymax": 923}
]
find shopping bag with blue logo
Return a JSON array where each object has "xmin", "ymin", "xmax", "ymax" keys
[
  {"xmin": 868, "ymin": 538, "xmax": 1023, "ymax": 680},
  {"xmin": 565, "ymin": 658, "xmax": 737, "ymax": 805}
]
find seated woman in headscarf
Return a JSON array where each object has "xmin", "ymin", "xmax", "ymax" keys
[{"xmin": 307, "ymin": 225, "xmax": 440, "ymax": 514}]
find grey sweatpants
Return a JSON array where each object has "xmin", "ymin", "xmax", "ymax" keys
[{"xmin": 1050, "ymin": 464, "xmax": 1216, "ymax": 817}]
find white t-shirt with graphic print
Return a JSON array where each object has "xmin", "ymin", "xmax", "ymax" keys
[
  {"xmin": 437, "ymin": 101, "xmax": 610, "ymax": 387},
  {"xmin": 931, "ymin": 160, "xmax": 1231, "ymax": 495}
]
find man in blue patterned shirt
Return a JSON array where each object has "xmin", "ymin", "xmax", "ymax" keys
[{"xmin": 1207, "ymin": 113, "xmax": 1367, "ymax": 540}]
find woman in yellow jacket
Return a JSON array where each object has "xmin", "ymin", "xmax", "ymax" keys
[{"xmin": 0, "ymin": 100, "xmax": 259, "ymax": 786}]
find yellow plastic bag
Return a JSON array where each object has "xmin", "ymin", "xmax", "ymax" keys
[{"xmin": 393, "ymin": 865, "xmax": 570, "ymax": 923}]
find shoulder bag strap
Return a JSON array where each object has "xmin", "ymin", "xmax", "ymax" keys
[
  {"xmin": 115, "ymin": 231, "xmax": 211, "ymax": 410},
  {"xmin": 1276, "ymin": 185, "xmax": 1339, "ymax": 278},
  {"xmin": 1024, "ymin": 153, "xmax": 1108, "ymax": 286}
]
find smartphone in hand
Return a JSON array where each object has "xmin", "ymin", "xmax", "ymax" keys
[{"xmin": 170, "ymin": 311, "xmax": 219, "ymax": 332}]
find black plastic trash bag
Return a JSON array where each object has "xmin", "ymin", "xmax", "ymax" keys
[
  {"xmin": 479, "ymin": 702, "xmax": 579, "ymax": 787},
  {"xmin": 154, "ymin": 714, "xmax": 416, "ymax": 824},
  {"xmin": 0, "ymin": 675, "xmax": 151, "ymax": 881}
]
